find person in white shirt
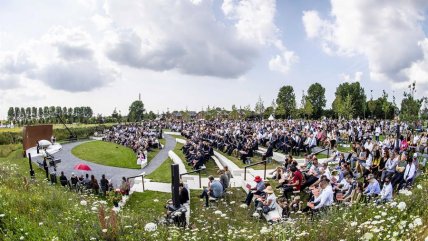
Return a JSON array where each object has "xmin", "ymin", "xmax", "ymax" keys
[
  {"xmin": 375, "ymin": 126, "xmax": 381, "ymax": 142},
  {"xmin": 305, "ymin": 179, "xmax": 334, "ymax": 212},
  {"xmin": 364, "ymin": 139, "xmax": 374, "ymax": 152},
  {"xmin": 403, "ymin": 158, "xmax": 416, "ymax": 188},
  {"xmin": 378, "ymin": 177, "xmax": 393, "ymax": 203}
]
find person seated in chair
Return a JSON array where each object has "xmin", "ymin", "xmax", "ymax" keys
[
  {"xmin": 242, "ymin": 176, "xmax": 265, "ymax": 206},
  {"xmin": 200, "ymin": 176, "xmax": 223, "ymax": 207},
  {"xmin": 303, "ymin": 179, "xmax": 334, "ymax": 213},
  {"xmin": 255, "ymin": 186, "xmax": 277, "ymax": 215}
]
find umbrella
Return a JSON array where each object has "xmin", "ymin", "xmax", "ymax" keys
[{"xmin": 74, "ymin": 163, "xmax": 92, "ymax": 171}]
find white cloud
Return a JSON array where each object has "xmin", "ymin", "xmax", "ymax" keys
[
  {"xmin": 269, "ymin": 50, "xmax": 299, "ymax": 74},
  {"xmin": 0, "ymin": 26, "xmax": 118, "ymax": 92},
  {"xmin": 0, "ymin": 51, "xmax": 37, "ymax": 74},
  {"xmin": 43, "ymin": 26, "xmax": 94, "ymax": 61},
  {"xmin": 38, "ymin": 60, "xmax": 116, "ymax": 92},
  {"xmin": 302, "ymin": 10, "xmax": 323, "ymax": 39},
  {"xmin": 104, "ymin": 0, "xmax": 295, "ymax": 77},
  {"xmin": 223, "ymin": 0, "xmax": 297, "ymax": 74},
  {"xmin": 303, "ymin": 0, "xmax": 428, "ymax": 88},
  {"xmin": 340, "ymin": 71, "xmax": 363, "ymax": 83},
  {"xmin": 0, "ymin": 74, "xmax": 20, "ymax": 89}
]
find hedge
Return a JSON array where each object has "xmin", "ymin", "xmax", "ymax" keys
[{"xmin": 0, "ymin": 125, "xmax": 110, "ymax": 145}]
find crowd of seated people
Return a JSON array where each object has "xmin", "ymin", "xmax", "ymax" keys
[
  {"xmin": 170, "ymin": 119, "xmax": 427, "ymax": 157},
  {"xmin": 181, "ymin": 139, "xmax": 214, "ymax": 170},
  {"xmin": 103, "ymin": 123, "xmax": 163, "ymax": 165},
  {"xmin": 168, "ymin": 119, "xmax": 425, "ymax": 218},
  {"xmin": 265, "ymin": 135, "xmax": 425, "ymax": 219}
]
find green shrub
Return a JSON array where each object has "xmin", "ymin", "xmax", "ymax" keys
[
  {"xmin": 53, "ymin": 125, "xmax": 109, "ymax": 141},
  {"xmin": 0, "ymin": 132, "xmax": 22, "ymax": 145}
]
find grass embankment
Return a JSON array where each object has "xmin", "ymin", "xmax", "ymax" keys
[
  {"xmin": 0, "ymin": 144, "xmax": 20, "ymax": 157},
  {"xmin": 146, "ymin": 158, "xmax": 174, "ymax": 183},
  {"xmin": 122, "ymin": 191, "xmax": 170, "ymax": 222},
  {"xmin": 0, "ymin": 144, "xmax": 427, "ymax": 240},
  {"xmin": 72, "ymin": 141, "xmax": 139, "ymax": 169}
]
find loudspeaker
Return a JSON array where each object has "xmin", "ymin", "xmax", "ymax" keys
[{"xmin": 171, "ymin": 164, "xmax": 180, "ymax": 208}]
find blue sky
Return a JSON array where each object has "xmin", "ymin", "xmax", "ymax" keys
[{"xmin": 0, "ymin": 0, "xmax": 427, "ymax": 118}]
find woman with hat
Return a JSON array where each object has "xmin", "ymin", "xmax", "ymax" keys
[{"xmin": 256, "ymin": 186, "xmax": 277, "ymax": 215}]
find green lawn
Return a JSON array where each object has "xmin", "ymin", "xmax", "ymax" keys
[
  {"xmin": 337, "ymin": 145, "xmax": 352, "ymax": 153},
  {"xmin": 0, "ymin": 143, "xmax": 20, "ymax": 157},
  {"xmin": 122, "ymin": 191, "xmax": 171, "ymax": 223},
  {"xmin": 170, "ymin": 134, "xmax": 185, "ymax": 140},
  {"xmin": 217, "ymin": 150, "xmax": 280, "ymax": 170},
  {"xmin": 146, "ymin": 158, "xmax": 173, "ymax": 183},
  {"xmin": 71, "ymin": 140, "xmax": 139, "ymax": 169}
]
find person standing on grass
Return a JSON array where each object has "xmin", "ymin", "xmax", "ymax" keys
[
  {"xmin": 179, "ymin": 182, "xmax": 189, "ymax": 205},
  {"xmin": 100, "ymin": 174, "xmax": 109, "ymax": 196},
  {"xmin": 91, "ymin": 175, "xmax": 99, "ymax": 195},
  {"xmin": 218, "ymin": 169, "xmax": 229, "ymax": 190},
  {"xmin": 59, "ymin": 171, "xmax": 68, "ymax": 187}
]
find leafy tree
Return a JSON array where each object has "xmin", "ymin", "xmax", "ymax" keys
[
  {"xmin": 32, "ymin": 107, "xmax": 37, "ymax": 120},
  {"xmin": 333, "ymin": 82, "xmax": 366, "ymax": 118},
  {"xmin": 367, "ymin": 100, "xmax": 377, "ymax": 118},
  {"xmin": 254, "ymin": 96, "xmax": 265, "ymax": 119},
  {"xmin": 243, "ymin": 105, "xmax": 252, "ymax": 119},
  {"xmin": 43, "ymin": 106, "xmax": 49, "ymax": 120},
  {"xmin": 38, "ymin": 107, "xmax": 43, "ymax": 121},
  {"xmin": 333, "ymin": 94, "xmax": 354, "ymax": 119},
  {"xmin": 263, "ymin": 106, "xmax": 274, "ymax": 119},
  {"xmin": 128, "ymin": 100, "xmax": 145, "ymax": 122},
  {"xmin": 306, "ymin": 83, "xmax": 326, "ymax": 118},
  {"xmin": 230, "ymin": 105, "xmax": 239, "ymax": 120},
  {"xmin": 303, "ymin": 100, "xmax": 314, "ymax": 119},
  {"xmin": 147, "ymin": 111, "xmax": 157, "ymax": 120},
  {"xmin": 400, "ymin": 82, "xmax": 423, "ymax": 121},
  {"xmin": 14, "ymin": 107, "xmax": 20, "ymax": 122},
  {"xmin": 7, "ymin": 107, "xmax": 14, "ymax": 121},
  {"xmin": 276, "ymin": 85, "xmax": 296, "ymax": 119}
]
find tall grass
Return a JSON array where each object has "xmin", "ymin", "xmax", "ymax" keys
[{"xmin": 0, "ymin": 145, "xmax": 427, "ymax": 240}]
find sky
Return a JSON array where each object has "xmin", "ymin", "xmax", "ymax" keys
[{"xmin": 1, "ymin": 0, "xmax": 428, "ymax": 118}]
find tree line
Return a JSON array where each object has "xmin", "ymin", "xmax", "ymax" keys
[
  {"xmin": 6, "ymin": 106, "xmax": 94, "ymax": 125},
  {"xmin": 273, "ymin": 81, "xmax": 428, "ymax": 121}
]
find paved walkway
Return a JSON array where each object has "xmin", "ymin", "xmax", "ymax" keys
[{"xmin": 33, "ymin": 134, "xmax": 176, "ymax": 187}]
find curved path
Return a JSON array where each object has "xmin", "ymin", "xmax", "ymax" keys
[{"xmin": 36, "ymin": 134, "xmax": 176, "ymax": 187}]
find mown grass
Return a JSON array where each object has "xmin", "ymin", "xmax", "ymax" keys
[
  {"xmin": 122, "ymin": 191, "xmax": 170, "ymax": 222},
  {"xmin": 337, "ymin": 145, "xmax": 352, "ymax": 153},
  {"xmin": 71, "ymin": 141, "xmax": 139, "ymax": 169},
  {"xmin": 146, "ymin": 158, "xmax": 174, "ymax": 183}
]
